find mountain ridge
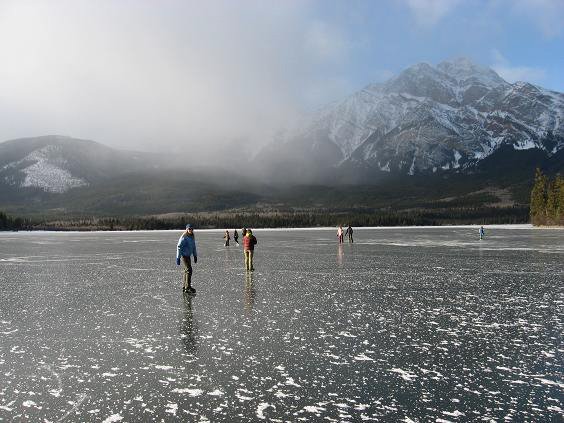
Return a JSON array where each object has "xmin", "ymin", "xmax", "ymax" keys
[
  {"xmin": 255, "ymin": 57, "xmax": 564, "ymax": 183},
  {"xmin": 1, "ymin": 58, "xmax": 563, "ymax": 217}
]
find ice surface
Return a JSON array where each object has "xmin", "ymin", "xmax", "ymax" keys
[{"xmin": 0, "ymin": 227, "xmax": 562, "ymax": 421}]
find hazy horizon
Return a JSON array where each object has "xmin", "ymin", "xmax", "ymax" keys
[{"xmin": 1, "ymin": 0, "xmax": 563, "ymax": 160}]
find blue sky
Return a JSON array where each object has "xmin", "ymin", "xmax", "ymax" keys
[
  {"xmin": 300, "ymin": 0, "xmax": 564, "ymax": 101},
  {"xmin": 0, "ymin": 0, "xmax": 562, "ymax": 152}
]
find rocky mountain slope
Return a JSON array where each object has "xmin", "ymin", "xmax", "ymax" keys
[
  {"xmin": 256, "ymin": 58, "xmax": 564, "ymax": 182},
  {"xmin": 0, "ymin": 135, "xmax": 162, "ymax": 193},
  {"xmin": 0, "ymin": 135, "xmax": 261, "ymax": 215}
]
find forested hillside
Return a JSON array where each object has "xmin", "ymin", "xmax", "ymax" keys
[{"xmin": 530, "ymin": 169, "xmax": 564, "ymax": 226}]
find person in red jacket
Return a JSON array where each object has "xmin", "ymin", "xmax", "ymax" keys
[{"xmin": 243, "ymin": 229, "xmax": 257, "ymax": 271}]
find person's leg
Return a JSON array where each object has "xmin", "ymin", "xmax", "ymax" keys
[
  {"xmin": 182, "ymin": 256, "xmax": 193, "ymax": 291},
  {"xmin": 249, "ymin": 250, "xmax": 254, "ymax": 271},
  {"xmin": 244, "ymin": 250, "xmax": 250, "ymax": 270}
]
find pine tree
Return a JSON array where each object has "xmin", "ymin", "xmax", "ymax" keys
[
  {"xmin": 530, "ymin": 168, "xmax": 548, "ymax": 225},
  {"xmin": 546, "ymin": 180, "xmax": 558, "ymax": 223},
  {"xmin": 555, "ymin": 175, "xmax": 564, "ymax": 225}
]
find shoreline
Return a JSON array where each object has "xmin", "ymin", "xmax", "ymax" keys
[{"xmin": 1, "ymin": 223, "xmax": 547, "ymax": 235}]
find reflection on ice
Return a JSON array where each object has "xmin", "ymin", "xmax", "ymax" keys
[{"xmin": 0, "ymin": 226, "xmax": 562, "ymax": 421}]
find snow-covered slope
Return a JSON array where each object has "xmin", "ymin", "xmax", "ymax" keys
[
  {"xmin": 1, "ymin": 145, "xmax": 88, "ymax": 193},
  {"xmin": 257, "ymin": 57, "xmax": 564, "ymax": 178},
  {"xmin": 0, "ymin": 135, "xmax": 162, "ymax": 195}
]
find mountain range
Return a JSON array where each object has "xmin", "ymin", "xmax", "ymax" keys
[
  {"xmin": 255, "ymin": 57, "xmax": 563, "ymax": 183},
  {"xmin": 1, "ymin": 58, "xmax": 563, "ymax": 218}
]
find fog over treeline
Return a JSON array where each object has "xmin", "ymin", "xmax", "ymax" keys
[{"xmin": 0, "ymin": 0, "xmax": 562, "ymax": 165}]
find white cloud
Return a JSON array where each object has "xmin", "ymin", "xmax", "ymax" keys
[
  {"xmin": 302, "ymin": 77, "xmax": 354, "ymax": 109},
  {"xmin": 490, "ymin": 49, "xmax": 546, "ymax": 84},
  {"xmin": 493, "ymin": 65, "xmax": 546, "ymax": 84},
  {"xmin": 304, "ymin": 21, "xmax": 347, "ymax": 63},
  {"xmin": 512, "ymin": 0, "xmax": 564, "ymax": 38},
  {"xmin": 404, "ymin": 0, "xmax": 460, "ymax": 27},
  {"xmin": 372, "ymin": 69, "xmax": 395, "ymax": 82}
]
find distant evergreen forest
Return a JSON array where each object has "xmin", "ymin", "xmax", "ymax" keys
[
  {"xmin": 0, "ymin": 211, "xmax": 32, "ymax": 231},
  {"xmin": 7, "ymin": 166, "xmax": 564, "ymax": 231},
  {"xmin": 1, "ymin": 206, "xmax": 528, "ymax": 231},
  {"xmin": 530, "ymin": 168, "xmax": 564, "ymax": 226}
]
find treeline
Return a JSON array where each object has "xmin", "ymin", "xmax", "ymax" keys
[
  {"xmin": 0, "ymin": 211, "xmax": 32, "ymax": 231},
  {"xmin": 530, "ymin": 168, "xmax": 564, "ymax": 226},
  {"xmin": 22, "ymin": 205, "xmax": 528, "ymax": 231}
]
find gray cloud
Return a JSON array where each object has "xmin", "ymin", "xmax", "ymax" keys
[{"xmin": 0, "ymin": 0, "xmax": 350, "ymax": 156}]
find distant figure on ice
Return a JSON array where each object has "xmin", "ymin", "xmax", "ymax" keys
[
  {"xmin": 224, "ymin": 230, "xmax": 231, "ymax": 246},
  {"xmin": 242, "ymin": 227, "xmax": 247, "ymax": 239},
  {"xmin": 337, "ymin": 225, "xmax": 344, "ymax": 244},
  {"xmin": 243, "ymin": 229, "xmax": 258, "ymax": 271},
  {"xmin": 176, "ymin": 224, "xmax": 198, "ymax": 293},
  {"xmin": 345, "ymin": 225, "xmax": 354, "ymax": 243},
  {"xmin": 479, "ymin": 226, "xmax": 485, "ymax": 240},
  {"xmin": 233, "ymin": 229, "xmax": 239, "ymax": 245}
]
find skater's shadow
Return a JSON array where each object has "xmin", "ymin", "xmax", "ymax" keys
[
  {"xmin": 180, "ymin": 294, "xmax": 199, "ymax": 355},
  {"xmin": 244, "ymin": 272, "xmax": 256, "ymax": 314}
]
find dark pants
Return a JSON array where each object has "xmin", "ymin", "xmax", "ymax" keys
[{"xmin": 182, "ymin": 256, "xmax": 193, "ymax": 289}]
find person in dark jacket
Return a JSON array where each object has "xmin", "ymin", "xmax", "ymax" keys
[
  {"xmin": 176, "ymin": 224, "xmax": 198, "ymax": 293},
  {"xmin": 243, "ymin": 229, "xmax": 257, "ymax": 271},
  {"xmin": 345, "ymin": 225, "xmax": 354, "ymax": 243},
  {"xmin": 233, "ymin": 229, "xmax": 239, "ymax": 245}
]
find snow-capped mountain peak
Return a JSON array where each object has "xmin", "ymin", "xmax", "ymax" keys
[
  {"xmin": 437, "ymin": 57, "xmax": 506, "ymax": 87},
  {"xmin": 256, "ymin": 58, "xmax": 564, "ymax": 180}
]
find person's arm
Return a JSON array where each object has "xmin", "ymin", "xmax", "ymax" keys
[
  {"xmin": 176, "ymin": 236, "xmax": 183, "ymax": 264},
  {"xmin": 192, "ymin": 238, "xmax": 198, "ymax": 262}
]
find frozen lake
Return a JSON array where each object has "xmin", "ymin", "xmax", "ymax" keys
[{"xmin": 0, "ymin": 226, "xmax": 563, "ymax": 421}]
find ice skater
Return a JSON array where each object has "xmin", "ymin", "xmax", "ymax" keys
[
  {"xmin": 337, "ymin": 225, "xmax": 344, "ymax": 244},
  {"xmin": 176, "ymin": 223, "xmax": 198, "ymax": 293},
  {"xmin": 224, "ymin": 230, "xmax": 230, "ymax": 246},
  {"xmin": 233, "ymin": 229, "xmax": 239, "ymax": 245},
  {"xmin": 479, "ymin": 226, "xmax": 485, "ymax": 240},
  {"xmin": 243, "ymin": 229, "xmax": 257, "ymax": 271},
  {"xmin": 345, "ymin": 224, "xmax": 354, "ymax": 243}
]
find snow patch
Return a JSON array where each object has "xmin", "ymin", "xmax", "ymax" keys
[
  {"xmin": 4, "ymin": 145, "xmax": 88, "ymax": 193},
  {"xmin": 390, "ymin": 368, "xmax": 417, "ymax": 381},
  {"xmin": 102, "ymin": 414, "xmax": 123, "ymax": 423},
  {"xmin": 172, "ymin": 388, "xmax": 203, "ymax": 396},
  {"xmin": 256, "ymin": 402, "xmax": 275, "ymax": 419}
]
